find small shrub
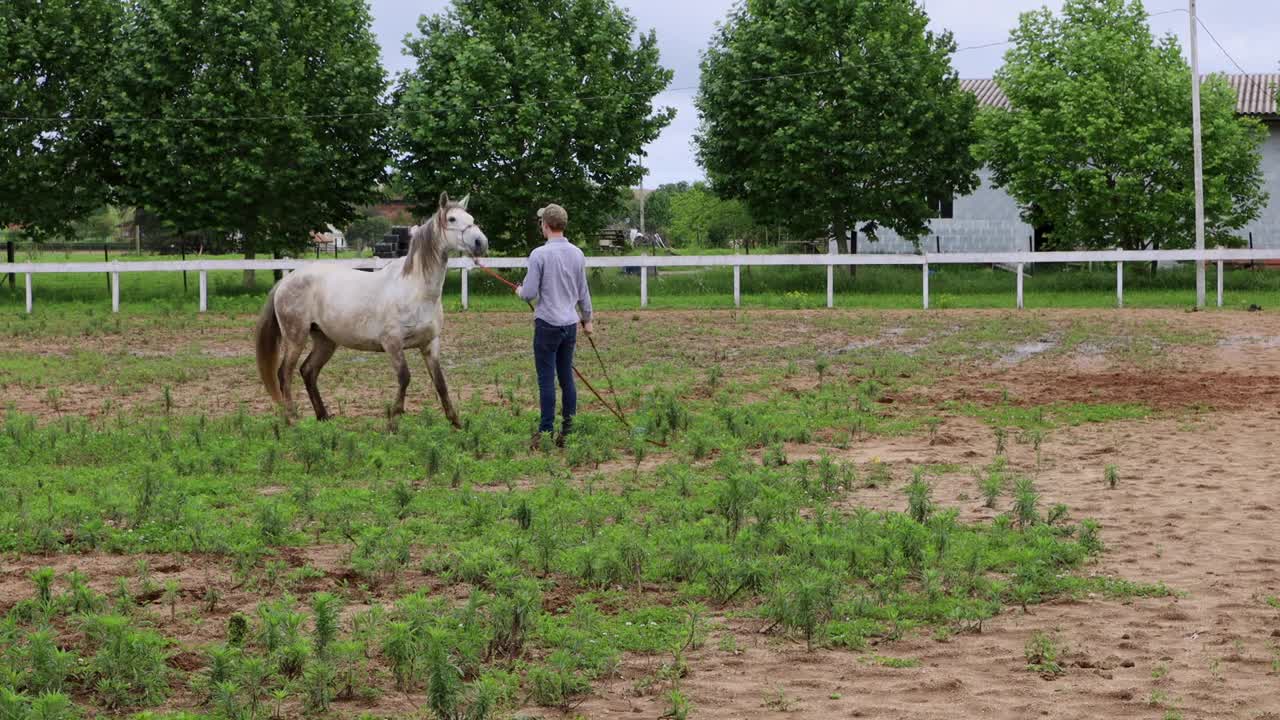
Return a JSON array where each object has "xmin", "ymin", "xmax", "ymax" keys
[
  {"xmin": 766, "ymin": 571, "xmax": 839, "ymax": 651},
  {"xmin": 227, "ymin": 613, "xmax": 250, "ymax": 647},
  {"xmin": 82, "ymin": 614, "xmax": 171, "ymax": 708},
  {"xmin": 383, "ymin": 621, "xmax": 419, "ymax": 691},
  {"xmin": 980, "ymin": 465, "xmax": 1005, "ymax": 509},
  {"xmin": 527, "ymin": 653, "xmax": 589, "ymax": 710},
  {"xmin": 1013, "ymin": 477, "xmax": 1039, "ymax": 528},
  {"xmin": 31, "ymin": 567, "xmax": 57, "ymax": 611},
  {"xmin": 665, "ymin": 689, "xmax": 691, "ymax": 720},
  {"xmin": 905, "ymin": 470, "xmax": 933, "ymax": 524},
  {"xmin": 1024, "ymin": 631, "xmax": 1063, "ymax": 676},
  {"xmin": 311, "ymin": 592, "xmax": 341, "ymax": 659},
  {"xmin": 302, "ymin": 661, "xmax": 335, "ymax": 715},
  {"xmin": 1078, "ymin": 520, "xmax": 1104, "ymax": 555}
]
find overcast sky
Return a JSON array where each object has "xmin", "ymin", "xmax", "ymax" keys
[{"xmin": 369, "ymin": 0, "xmax": 1278, "ymax": 186}]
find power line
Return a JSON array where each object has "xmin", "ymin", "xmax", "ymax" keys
[
  {"xmin": 0, "ymin": 7, "xmax": 1209, "ymax": 126},
  {"xmin": 1195, "ymin": 17, "xmax": 1249, "ymax": 75}
]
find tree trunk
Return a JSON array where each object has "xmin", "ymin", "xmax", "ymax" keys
[
  {"xmin": 243, "ymin": 235, "xmax": 256, "ymax": 288},
  {"xmin": 833, "ymin": 209, "xmax": 854, "ymax": 277},
  {"xmin": 1149, "ymin": 238, "xmax": 1158, "ymax": 275}
]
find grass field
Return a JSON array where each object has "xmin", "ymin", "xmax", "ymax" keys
[{"xmin": 4, "ymin": 299, "xmax": 1280, "ymax": 719}]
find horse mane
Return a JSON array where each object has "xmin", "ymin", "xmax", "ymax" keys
[{"xmin": 403, "ymin": 209, "xmax": 452, "ymax": 278}]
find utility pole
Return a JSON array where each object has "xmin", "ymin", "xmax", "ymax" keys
[
  {"xmin": 1190, "ymin": 0, "xmax": 1206, "ymax": 308},
  {"xmin": 639, "ymin": 161, "xmax": 646, "ymax": 235}
]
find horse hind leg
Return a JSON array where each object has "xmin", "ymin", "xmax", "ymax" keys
[
  {"xmin": 421, "ymin": 339, "xmax": 461, "ymax": 429},
  {"xmin": 276, "ymin": 322, "xmax": 309, "ymax": 422},
  {"xmin": 300, "ymin": 330, "xmax": 338, "ymax": 421}
]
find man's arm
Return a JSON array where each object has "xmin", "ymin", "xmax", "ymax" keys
[
  {"xmin": 516, "ymin": 251, "xmax": 541, "ymax": 301},
  {"xmin": 577, "ymin": 258, "xmax": 593, "ymax": 331}
]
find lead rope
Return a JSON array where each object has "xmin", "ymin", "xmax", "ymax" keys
[{"xmin": 470, "ymin": 259, "xmax": 664, "ymax": 448}]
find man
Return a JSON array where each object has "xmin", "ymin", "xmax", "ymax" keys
[{"xmin": 515, "ymin": 203, "xmax": 594, "ymax": 448}]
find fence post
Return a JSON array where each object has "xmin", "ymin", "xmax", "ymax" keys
[
  {"xmin": 25, "ymin": 273, "xmax": 32, "ymax": 313},
  {"xmin": 199, "ymin": 271, "xmax": 208, "ymax": 313},
  {"xmin": 6, "ymin": 240, "xmax": 13, "ymax": 291},
  {"xmin": 1016, "ymin": 263, "xmax": 1024, "ymax": 309},
  {"xmin": 640, "ymin": 263, "xmax": 648, "ymax": 308},
  {"xmin": 1116, "ymin": 261, "xmax": 1124, "ymax": 308},
  {"xmin": 1217, "ymin": 256, "xmax": 1223, "ymax": 308},
  {"xmin": 733, "ymin": 264, "xmax": 741, "ymax": 307},
  {"xmin": 461, "ymin": 267, "xmax": 469, "ymax": 310},
  {"xmin": 922, "ymin": 262, "xmax": 929, "ymax": 310},
  {"xmin": 826, "ymin": 262, "xmax": 834, "ymax": 308},
  {"xmin": 104, "ymin": 243, "xmax": 110, "ymax": 294},
  {"xmin": 111, "ymin": 266, "xmax": 120, "ymax": 313}
]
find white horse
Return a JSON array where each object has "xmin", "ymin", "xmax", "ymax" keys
[{"xmin": 254, "ymin": 192, "xmax": 488, "ymax": 427}]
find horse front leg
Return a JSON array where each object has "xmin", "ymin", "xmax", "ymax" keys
[
  {"xmin": 422, "ymin": 338, "xmax": 461, "ymax": 429},
  {"xmin": 382, "ymin": 339, "xmax": 411, "ymax": 420}
]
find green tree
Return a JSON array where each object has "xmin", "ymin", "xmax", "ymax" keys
[
  {"xmin": 695, "ymin": 0, "xmax": 979, "ymax": 253},
  {"xmin": 668, "ymin": 182, "xmax": 755, "ymax": 247},
  {"xmin": 615, "ymin": 182, "xmax": 686, "ymax": 236},
  {"xmin": 395, "ymin": 0, "xmax": 675, "ymax": 253},
  {"xmin": 639, "ymin": 182, "xmax": 687, "ymax": 237},
  {"xmin": 72, "ymin": 206, "xmax": 127, "ymax": 243},
  {"xmin": 109, "ymin": 0, "xmax": 389, "ymax": 285},
  {"xmin": 0, "ymin": 0, "xmax": 121, "ymax": 239},
  {"xmin": 975, "ymin": 0, "xmax": 1267, "ymax": 251}
]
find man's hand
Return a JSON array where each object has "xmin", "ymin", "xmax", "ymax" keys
[
  {"xmin": 514, "ymin": 284, "xmax": 523, "ymax": 296},
  {"xmin": 582, "ymin": 320, "xmax": 594, "ymax": 336}
]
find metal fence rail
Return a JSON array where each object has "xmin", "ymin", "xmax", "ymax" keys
[{"xmin": 4, "ymin": 249, "xmax": 1280, "ymax": 314}]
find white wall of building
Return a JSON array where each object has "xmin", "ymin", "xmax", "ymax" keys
[{"xmin": 857, "ymin": 122, "xmax": 1280, "ymax": 253}]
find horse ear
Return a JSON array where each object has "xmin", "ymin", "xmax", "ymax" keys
[
  {"xmin": 438, "ymin": 192, "xmax": 450, "ymax": 211},
  {"xmin": 458, "ymin": 194, "xmax": 470, "ymax": 210}
]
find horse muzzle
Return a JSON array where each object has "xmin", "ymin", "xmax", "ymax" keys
[{"xmin": 467, "ymin": 229, "xmax": 489, "ymax": 258}]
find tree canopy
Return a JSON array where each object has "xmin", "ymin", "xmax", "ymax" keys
[
  {"xmin": 395, "ymin": 0, "xmax": 674, "ymax": 252},
  {"xmin": 974, "ymin": 0, "xmax": 1267, "ymax": 250},
  {"xmin": 695, "ymin": 0, "xmax": 980, "ymax": 251},
  {"xmin": 0, "ymin": 0, "xmax": 121, "ymax": 238},
  {"xmin": 109, "ymin": 0, "xmax": 389, "ymax": 277},
  {"xmin": 668, "ymin": 183, "xmax": 755, "ymax": 247}
]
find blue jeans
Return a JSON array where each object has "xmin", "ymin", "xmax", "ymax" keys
[{"xmin": 534, "ymin": 319, "xmax": 577, "ymax": 434}]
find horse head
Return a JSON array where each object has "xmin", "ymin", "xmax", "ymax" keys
[{"xmin": 436, "ymin": 191, "xmax": 488, "ymax": 258}]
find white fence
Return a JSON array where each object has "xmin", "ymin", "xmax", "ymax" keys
[{"xmin": 4, "ymin": 249, "xmax": 1280, "ymax": 314}]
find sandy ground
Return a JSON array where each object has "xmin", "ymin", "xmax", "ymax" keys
[
  {"xmin": 4, "ymin": 308, "xmax": 1280, "ymax": 719},
  {"xmin": 561, "ymin": 408, "xmax": 1280, "ymax": 720}
]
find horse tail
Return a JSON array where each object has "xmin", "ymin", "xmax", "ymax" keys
[{"xmin": 255, "ymin": 286, "xmax": 285, "ymax": 406}]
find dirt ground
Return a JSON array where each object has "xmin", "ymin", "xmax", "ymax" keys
[
  {"xmin": 5, "ymin": 308, "xmax": 1280, "ymax": 719},
  {"xmin": 563, "ymin": 407, "xmax": 1280, "ymax": 720}
]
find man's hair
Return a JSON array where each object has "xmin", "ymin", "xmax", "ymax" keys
[{"xmin": 538, "ymin": 204, "xmax": 568, "ymax": 231}]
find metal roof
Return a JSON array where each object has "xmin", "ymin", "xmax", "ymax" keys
[{"xmin": 961, "ymin": 74, "xmax": 1279, "ymax": 117}]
